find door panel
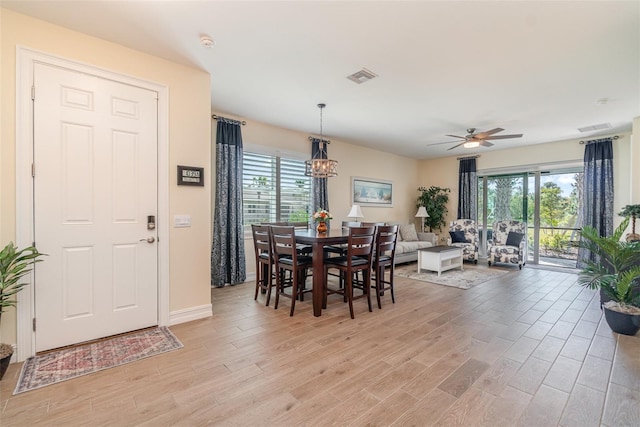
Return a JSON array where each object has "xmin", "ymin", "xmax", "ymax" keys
[
  {"xmin": 479, "ymin": 170, "xmax": 582, "ymax": 268},
  {"xmin": 34, "ymin": 63, "xmax": 158, "ymax": 352}
]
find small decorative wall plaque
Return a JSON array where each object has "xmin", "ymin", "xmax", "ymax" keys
[{"xmin": 177, "ymin": 165, "xmax": 204, "ymax": 186}]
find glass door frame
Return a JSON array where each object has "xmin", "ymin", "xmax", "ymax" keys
[
  {"xmin": 478, "ymin": 172, "xmax": 529, "ymax": 258},
  {"xmin": 478, "ymin": 163, "xmax": 583, "ymax": 268}
]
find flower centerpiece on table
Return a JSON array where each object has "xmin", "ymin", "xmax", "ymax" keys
[
  {"xmin": 312, "ymin": 209, "xmax": 332, "ymax": 233},
  {"xmin": 313, "ymin": 209, "xmax": 332, "ymax": 223}
]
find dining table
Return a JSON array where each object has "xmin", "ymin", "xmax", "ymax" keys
[{"xmin": 294, "ymin": 228, "xmax": 350, "ymax": 316}]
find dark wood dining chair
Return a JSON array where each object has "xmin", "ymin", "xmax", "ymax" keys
[
  {"xmin": 251, "ymin": 224, "xmax": 276, "ymax": 306},
  {"xmin": 362, "ymin": 222, "xmax": 386, "ymax": 227},
  {"xmin": 263, "ymin": 222, "xmax": 312, "ymax": 255},
  {"xmin": 325, "ymin": 221, "xmax": 361, "ymax": 256},
  {"xmin": 323, "ymin": 226, "xmax": 375, "ymax": 319},
  {"xmin": 271, "ymin": 225, "xmax": 313, "ymax": 316},
  {"xmin": 371, "ymin": 224, "xmax": 399, "ymax": 309}
]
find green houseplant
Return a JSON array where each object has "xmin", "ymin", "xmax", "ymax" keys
[
  {"xmin": 574, "ymin": 218, "xmax": 640, "ymax": 335},
  {"xmin": 417, "ymin": 186, "xmax": 450, "ymax": 233},
  {"xmin": 618, "ymin": 204, "xmax": 640, "ymax": 242},
  {"xmin": 0, "ymin": 242, "xmax": 46, "ymax": 380}
]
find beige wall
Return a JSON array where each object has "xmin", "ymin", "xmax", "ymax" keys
[
  {"xmin": 1, "ymin": 10, "xmax": 212, "ymax": 344},
  {"xmin": 633, "ymin": 117, "xmax": 640, "ymax": 205},
  {"xmin": 215, "ymin": 114, "xmax": 420, "ymax": 277},
  {"xmin": 419, "ymin": 132, "xmax": 635, "ymax": 234}
]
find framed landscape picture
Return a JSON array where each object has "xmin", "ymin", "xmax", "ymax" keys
[{"xmin": 351, "ymin": 177, "xmax": 393, "ymax": 207}]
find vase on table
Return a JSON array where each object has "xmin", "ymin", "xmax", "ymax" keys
[{"xmin": 316, "ymin": 221, "xmax": 328, "ymax": 233}]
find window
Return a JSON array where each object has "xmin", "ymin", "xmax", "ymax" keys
[{"xmin": 242, "ymin": 151, "xmax": 311, "ymax": 228}]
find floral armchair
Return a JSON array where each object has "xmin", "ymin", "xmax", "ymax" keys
[
  {"xmin": 488, "ymin": 220, "xmax": 527, "ymax": 269},
  {"xmin": 448, "ymin": 219, "xmax": 479, "ymax": 264}
]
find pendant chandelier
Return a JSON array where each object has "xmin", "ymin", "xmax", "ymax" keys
[{"xmin": 305, "ymin": 103, "xmax": 338, "ymax": 178}]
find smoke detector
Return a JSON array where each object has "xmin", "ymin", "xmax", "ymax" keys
[
  {"xmin": 347, "ymin": 68, "xmax": 378, "ymax": 84},
  {"xmin": 200, "ymin": 36, "xmax": 214, "ymax": 48}
]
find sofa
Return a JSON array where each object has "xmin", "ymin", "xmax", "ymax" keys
[{"xmin": 393, "ymin": 224, "xmax": 437, "ymax": 264}]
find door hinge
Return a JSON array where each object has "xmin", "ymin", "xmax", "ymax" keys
[
  {"xmin": 32, "ymin": 163, "xmax": 36, "ymax": 177},
  {"xmin": 31, "ymin": 85, "xmax": 35, "ymax": 101},
  {"xmin": 32, "ymin": 318, "xmax": 36, "ymax": 332}
]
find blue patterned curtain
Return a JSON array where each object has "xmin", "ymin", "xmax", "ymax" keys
[
  {"xmin": 577, "ymin": 137, "xmax": 614, "ymax": 268},
  {"xmin": 457, "ymin": 157, "xmax": 477, "ymax": 221},
  {"xmin": 211, "ymin": 118, "xmax": 246, "ymax": 287},
  {"xmin": 311, "ymin": 138, "xmax": 329, "ymax": 213}
]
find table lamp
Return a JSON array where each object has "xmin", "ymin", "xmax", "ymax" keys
[{"xmin": 347, "ymin": 204, "xmax": 364, "ymax": 222}]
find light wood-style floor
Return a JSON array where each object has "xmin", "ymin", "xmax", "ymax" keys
[{"xmin": 1, "ymin": 265, "xmax": 639, "ymax": 426}]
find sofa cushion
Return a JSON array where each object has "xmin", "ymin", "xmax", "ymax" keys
[
  {"xmin": 395, "ymin": 240, "xmax": 433, "ymax": 254},
  {"xmin": 399, "ymin": 224, "xmax": 418, "ymax": 242}
]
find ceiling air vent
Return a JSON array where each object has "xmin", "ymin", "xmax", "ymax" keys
[
  {"xmin": 578, "ymin": 123, "xmax": 612, "ymax": 132},
  {"xmin": 347, "ymin": 68, "xmax": 378, "ymax": 84}
]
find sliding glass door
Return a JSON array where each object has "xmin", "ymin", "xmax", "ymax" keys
[
  {"xmin": 478, "ymin": 167, "xmax": 583, "ymax": 268},
  {"xmin": 477, "ymin": 174, "xmax": 528, "ymax": 257},
  {"xmin": 535, "ymin": 170, "xmax": 582, "ymax": 267}
]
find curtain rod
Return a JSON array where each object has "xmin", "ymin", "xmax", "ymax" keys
[
  {"xmin": 456, "ymin": 155, "xmax": 480, "ymax": 160},
  {"xmin": 212, "ymin": 114, "xmax": 246, "ymax": 126},
  {"xmin": 579, "ymin": 135, "xmax": 619, "ymax": 144}
]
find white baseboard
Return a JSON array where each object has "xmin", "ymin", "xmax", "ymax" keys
[
  {"xmin": 245, "ymin": 272, "xmax": 256, "ymax": 282},
  {"xmin": 10, "ymin": 344, "xmax": 17, "ymax": 363},
  {"xmin": 169, "ymin": 304, "xmax": 213, "ymax": 325}
]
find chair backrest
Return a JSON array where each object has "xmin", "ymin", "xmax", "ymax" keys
[
  {"xmin": 251, "ymin": 224, "xmax": 271, "ymax": 259},
  {"xmin": 342, "ymin": 221, "xmax": 361, "ymax": 229},
  {"xmin": 449, "ymin": 219, "xmax": 478, "ymax": 244},
  {"xmin": 374, "ymin": 224, "xmax": 398, "ymax": 259},
  {"xmin": 288, "ymin": 221, "xmax": 309, "ymax": 230},
  {"xmin": 346, "ymin": 226, "xmax": 376, "ymax": 262},
  {"xmin": 492, "ymin": 220, "xmax": 527, "ymax": 246},
  {"xmin": 270, "ymin": 225, "xmax": 298, "ymax": 260},
  {"xmin": 362, "ymin": 222, "xmax": 385, "ymax": 227}
]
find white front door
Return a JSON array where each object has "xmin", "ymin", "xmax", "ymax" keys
[{"xmin": 33, "ymin": 63, "xmax": 158, "ymax": 352}]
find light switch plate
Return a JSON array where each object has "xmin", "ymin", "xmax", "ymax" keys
[{"xmin": 174, "ymin": 214, "xmax": 191, "ymax": 228}]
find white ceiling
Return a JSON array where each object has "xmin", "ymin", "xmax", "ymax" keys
[{"xmin": 4, "ymin": 1, "xmax": 639, "ymax": 159}]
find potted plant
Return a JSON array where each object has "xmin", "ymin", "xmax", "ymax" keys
[
  {"xmin": 618, "ymin": 204, "xmax": 640, "ymax": 242},
  {"xmin": 0, "ymin": 242, "xmax": 46, "ymax": 380},
  {"xmin": 417, "ymin": 186, "xmax": 450, "ymax": 233},
  {"xmin": 574, "ymin": 218, "xmax": 640, "ymax": 335}
]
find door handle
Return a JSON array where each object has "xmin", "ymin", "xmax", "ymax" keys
[{"xmin": 140, "ymin": 237, "xmax": 155, "ymax": 244}]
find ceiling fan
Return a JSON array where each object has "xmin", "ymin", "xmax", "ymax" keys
[{"xmin": 431, "ymin": 128, "xmax": 523, "ymax": 150}]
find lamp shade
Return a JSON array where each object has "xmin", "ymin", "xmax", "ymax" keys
[
  {"xmin": 347, "ymin": 204, "xmax": 364, "ymax": 219},
  {"xmin": 415, "ymin": 206, "xmax": 429, "ymax": 218}
]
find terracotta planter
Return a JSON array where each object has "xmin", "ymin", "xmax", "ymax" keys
[{"xmin": 603, "ymin": 307, "xmax": 640, "ymax": 336}]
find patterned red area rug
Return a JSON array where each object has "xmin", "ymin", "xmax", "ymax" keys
[{"xmin": 13, "ymin": 326, "xmax": 183, "ymax": 394}]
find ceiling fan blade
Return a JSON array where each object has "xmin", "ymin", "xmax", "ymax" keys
[
  {"xmin": 484, "ymin": 134, "xmax": 523, "ymax": 140},
  {"xmin": 445, "ymin": 134, "xmax": 466, "ymax": 139},
  {"xmin": 447, "ymin": 141, "xmax": 466, "ymax": 151},
  {"xmin": 475, "ymin": 128, "xmax": 503, "ymax": 139},
  {"xmin": 479, "ymin": 140, "xmax": 494, "ymax": 147},
  {"xmin": 426, "ymin": 140, "xmax": 461, "ymax": 146}
]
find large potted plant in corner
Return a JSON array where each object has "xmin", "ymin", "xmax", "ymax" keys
[
  {"xmin": 574, "ymin": 218, "xmax": 640, "ymax": 335},
  {"xmin": 0, "ymin": 242, "xmax": 45, "ymax": 380},
  {"xmin": 417, "ymin": 186, "xmax": 450, "ymax": 233},
  {"xmin": 618, "ymin": 204, "xmax": 640, "ymax": 242}
]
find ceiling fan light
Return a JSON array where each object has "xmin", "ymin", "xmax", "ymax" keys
[{"xmin": 463, "ymin": 141, "xmax": 480, "ymax": 148}]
